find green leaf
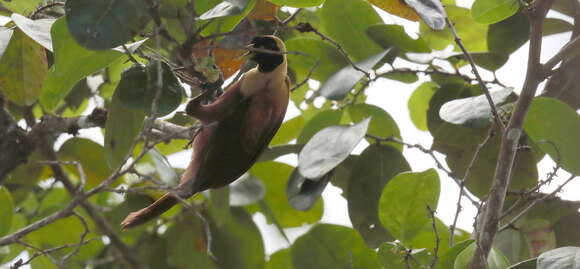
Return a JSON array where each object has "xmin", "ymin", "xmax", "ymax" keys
[
  {"xmin": 421, "ymin": 5, "xmax": 488, "ymax": 52},
  {"xmin": 286, "ymin": 169, "xmax": 331, "ymax": 211},
  {"xmin": 520, "ymin": 219, "xmax": 557, "ymax": 257},
  {"xmin": 271, "ymin": 115, "xmax": 306, "ymax": 146},
  {"xmin": 165, "ymin": 215, "xmax": 217, "ymax": 269},
  {"xmin": 266, "ymin": 248, "xmax": 293, "ymax": 269},
  {"xmin": 58, "ymin": 138, "xmax": 113, "ymax": 188},
  {"xmin": 318, "ymin": 50, "xmax": 390, "ymax": 100},
  {"xmin": 285, "ymin": 37, "xmax": 348, "ymax": 82},
  {"xmin": 0, "ymin": 187, "xmax": 14, "ymax": 238},
  {"xmin": 197, "ymin": 0, "xmax": 257, "ymax": 36},
  {"xmin": 471, "ymin": 0, "xmax": 519, "ymax": 24},
  {"xmin": 40, "ymin": 18, "xmax": 126, "ymax": 111},
  {"xmin": 554, "ymin": 211, "xmax": 580, "ymax": 248},
  {"xmin": 27, "ymin": 215, "xmax": 86, "ymax": 247},
  {"xmin": 0, "ymin": 214, "xmax": 25, "ymax": 264},
  {"xmin": 347, "ymin": 103, "xmax": 402, "ymax": 149},
  {"xmin": 291, "ymin": 224, "xmax": 381, "ymax": 269},
  {"xmin": 551, "ymin": 0, "xmax": 575, "ymax": 17},
  {"xmin": 147, "ymin": 148, "xmax": 179, "ymax": 186},
  {"xmin": 428, "ymin": 83, "xmax": 538, "ymax": 198},
  {"xmin": 366, "ymin": 24, "xmax": 430, "ymax": 53},
  {"xmin": 199, "ymin": 0, "xmax": 250, "ymax": 19},
  {"xmin": 507, "ymin": 259, "xmax": 537, "ymax": 269},
  {"xmin": 104, "ymin": 91, "xmax": 146, "ymax": 170},
  {"xmin": 319, "ymin": 0, "xmax": 383, "ymax": 61},
  {"xmin": 409, "ymin": 82, "xmax": 438, "ymax": 131},
  {"xmin": 0, "ymin": 27, "xmax": 12, "ymax": 58},
  {"xmin": 11, "ymin": 13, "xmax": 54, "ymax": 51},
  {"xmin": 487, "ymin": 12, "xmax": 529, "ymax": 54},
  {"xmin": 258, "ymin": 144, "xmax": 304, "ymax": 162},
  {"xmin": 454, "ymin": 242, "xmax": 510, "ymax": 269},
  {"xmin": 439, "ymin": 125, "xmax": 538, "ymax": 197},
  {"xmin": 439, "ymin": 87, "xmax": 513, "ymax": 128},
  {"xmin": 378, "ymin": 243, "xmax": 434, "ymax": 268},
  {"xmin": 376, "ymin": 243, "xmax": 408, "ymax": 269},
  {"xmin": 31, "ymin": 255, "xmax": 58, "ymax": 269},
  {"xmin": 378, "ymin": 169, "xmax": 440, "ymax": 243},
  {"xmin": 250, "ymin": 162, "xmax": 323, "ymax": 227},
  {"xmin": 449, "ymin": 52, "xmax": 510, "ymax": 71},
  {"xmin": 298, "ymin": 118, "xmax": 370, "ymax": 179},
  {"xmin": 347, "ymin": 145, "xmax": 410, "ymax": 248},
  {"xmin": 65, "ymin": 0, "xmax": 149, "ymax": 50},
  {"xmin": 537, "ymin": 247, "xmax": 580, "ymax": 269},
  {"xmin": 116, "ymin": 62, "xmax": 184, "ymax": 116},
  {"xmin": 543, "ymin": 18, "xmax": 574, "ymax": 36},
  {"xmin": 297, "ymin": 109, "xmax": 344, "ymax": 144},
  {"xmin": 437, "ymin": 240, "xmax": 474, "ymax": 269},
  {"xmin": 381, "ymin": 71, "xmax": 419, "ymax": 84},
  {"xmin": 524, "ymin": 97, "xmax": 580, "ymax": 175},
  {"xmin": 1, "ymin": 0, "xmax": 42, "ymax": 14},
  {"xmin": 267, "ymin": 0, "xmax": 325, "ymax": 7},
  {"xmin": 0, "ymin": 28, "xmax": 47, "ymax": 106},
  {"xmin": 410, "ymin": 216, "xmax": 452, "ymax": 253},
  {"xmin": 329, "ymin": 155, "xmax": 358, "ymax": 198},
  {"xmin": 98, "ymin": 57, "xmax": 134, "ymax": 99},
  {"xmin": 230, "ymin": 174, "xmax": 265, "ymax": 206},
  {"xmin": 404, "ymin": 0, "xmax": 446, "ymax": 30},
  {"xmin": 209, "ymin": 207, "xmax": 265, "ymax": 269},
  {"xmin": 136, "ymin": 235, "xmax": 172, "ymax": 269}
]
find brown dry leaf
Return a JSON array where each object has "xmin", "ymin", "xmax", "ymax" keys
[
  {"xmin": 247, "ymin": 0, "xmax": 279, "ymax": 21},
  {"xmin": 212, "ymin": 47, "xmax": 245, "ymax": 79},
  {"xmin": 193, "ymin": 40, "xmax": 245, "ymax": 80},
  {"xmin": 368, "ymin": 0, "xmax": 420, "ymax": 21}
]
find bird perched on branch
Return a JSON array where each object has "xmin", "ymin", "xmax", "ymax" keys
[{"xmin": 121, "ymin": 35, "xmax": 290, "ymax": 229}]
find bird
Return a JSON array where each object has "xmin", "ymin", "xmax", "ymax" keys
[{"xmin": 120, "ymin": 35, "xmax": 290, "ymax": 229}]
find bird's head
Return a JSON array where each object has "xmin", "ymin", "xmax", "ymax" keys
[{"xmin": 247, "ymin": 35, "xmax": 286, "ymax": 73}]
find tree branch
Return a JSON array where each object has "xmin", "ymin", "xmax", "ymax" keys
[
  {"xmin": 469, "ymin": 1, "xmax": 551, "ymax": 267},
  {"xmin": 542, "ymin": 35, "xmax": 580, "ymax": 75},
  {"xmin": 38, "ymin": 141, "xmax": 143, "ymax": 269}
]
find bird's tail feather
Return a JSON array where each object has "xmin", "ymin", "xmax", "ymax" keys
[{"xmin": 120, "ymin": 193, "xmax": 178, "ymax": 230}]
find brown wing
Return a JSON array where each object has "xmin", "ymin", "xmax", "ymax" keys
[{"xmin": 190, "ymin": 79, "xmax": 289, "ymax": 192}]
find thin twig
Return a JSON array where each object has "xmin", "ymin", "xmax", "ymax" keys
[
  {"xmin": 449, "ymin": 128, "xmax": 494, "ymax": 246},
  {"xmin": 499, "ymin": 175, "xmax": 576, "ymax": 232},
  {"xmin": 290, "ymin": 61, "xmax": 319, "ymax": 92},
  {"xmin": 295, "ymin": 22, "xmax": 371, "ymax": 80},
  {"xmin": 427, "ymin": 206, "xmax": 440, "ymax": 269},
  {"xmin": 543, "ymin": 35, "xmax": 580, "ymax": 76},
  {"xmin": 365, "ymin": 134, "xmax": 479, "ymax": 205},
  {"xmin": 446, "ymin": 18, "xmax": 504, "ymax": 130},
  {"xmin": 60, "ymin": 211, "xmax": 90, "ymax": 266},
  {"xmin": 122, "ymin": 45, "xmax": 140, "ymax": 65}
]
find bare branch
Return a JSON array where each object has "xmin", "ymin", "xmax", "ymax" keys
[
  {"xmin": 499, "ymin": 175, "xmax": 576, "ymax": 232},
  {"xmin": 427, "ymin": 206, "xmax": 440, "ymax": 269},
  {"xmin": 469, "ymin": 1, "xmax": 551, "ymax": 267},
  {"xmin": 450, "ymin": 128, "xmax": 494, "ymax": 246},
  {"xmin": 543, "ymin": 35, "xmax": 580, "ymax": 76},
  {"xmin": 446, "ymin": 18, "xmax": 504, "ymax": 129},
  {"xmin": 295, "ymin": 22, "xmax": 371, "ymax": 80}
]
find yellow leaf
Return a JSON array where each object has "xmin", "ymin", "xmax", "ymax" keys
[{"xmin": 367, "ymin": 0, "xmax": 420, "ymax": 21}]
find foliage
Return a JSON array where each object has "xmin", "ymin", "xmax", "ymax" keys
[{"xmin": 0, "ymin": 0, "xmax": 578, "ymax": 268}]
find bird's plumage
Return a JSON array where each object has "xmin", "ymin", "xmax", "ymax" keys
[{"xmin": 121, "ymin": 35, "xmax": 289, "ymax": 229}]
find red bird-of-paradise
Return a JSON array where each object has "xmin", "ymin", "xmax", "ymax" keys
[{"xmin": 121, "ymin": 35, "xmax": 290, "ymax": 229}]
